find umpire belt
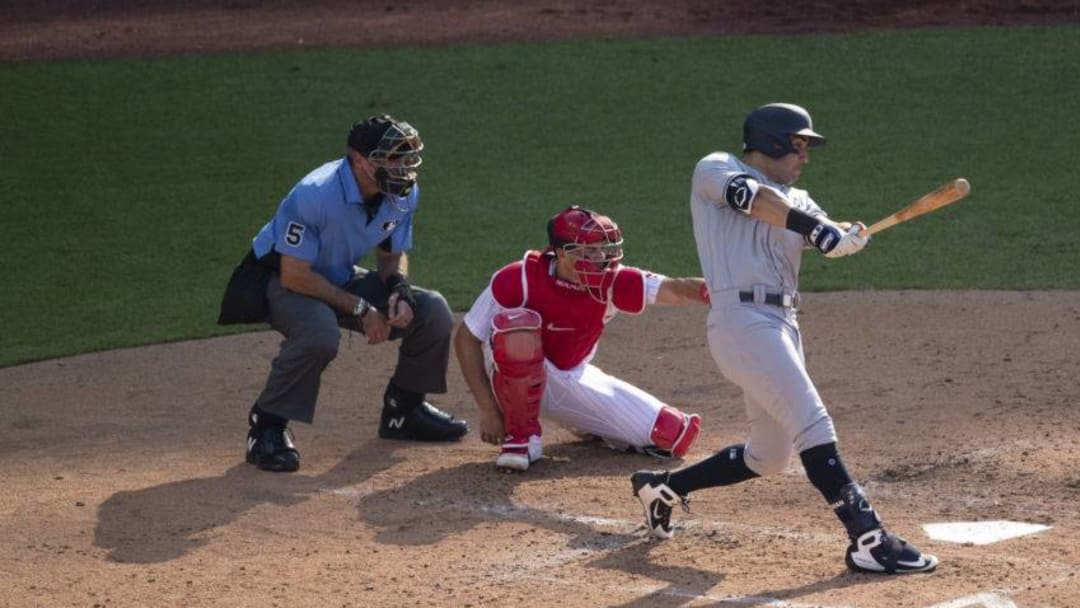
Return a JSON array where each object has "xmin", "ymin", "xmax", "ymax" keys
[{"xmin": 738, "ymin": 287, "xmax": 800, "ymax": 309}]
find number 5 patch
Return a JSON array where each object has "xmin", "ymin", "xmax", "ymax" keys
[{"xmin": 285, "ymin": 221, "xmax": 305, "ymax": 247}]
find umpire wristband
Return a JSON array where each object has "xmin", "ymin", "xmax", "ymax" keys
[
  {"xmin": 352, "ymin": 297, "xmax": 370, "ymax": 318},
  {"xmin": 384, "ymin": 272, "xmax": 416, "ymax": 310},
  {"xmin": 384, "ymin": 272, "xmax": 407, "ymax": 292}
]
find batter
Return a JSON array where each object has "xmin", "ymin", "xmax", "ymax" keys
[{"xmin": 630, "ymin": 103, "xmax": 938, "ymax": 574}]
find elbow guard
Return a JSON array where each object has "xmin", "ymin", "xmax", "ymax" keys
[{"xmin": 724, "ymin": 174, "xmax": 759, "ymax": 214}]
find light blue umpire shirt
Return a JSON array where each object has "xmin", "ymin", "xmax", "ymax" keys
[{"xmin": 252, "ymin": 157, "xmax": 417, "ymax": 287}]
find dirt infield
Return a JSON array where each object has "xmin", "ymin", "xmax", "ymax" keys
[
  {"xmin": 5, "ymin": 293, "xmax": 1079, "ymax": 607},
  {"xmin": 1, "ymin": 0, "xmax": 1077, "ymax": 61},
  {"xmin": 3, "ymin": 3, "xmax": 1080, "ymax": 608}
]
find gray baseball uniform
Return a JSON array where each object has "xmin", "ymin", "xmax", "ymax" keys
[
  {"xmin": 632, "ymin": 104, "xmax": 936, "ymax": 574},
  {"xmin": 691, "ymin": 151, "xmax": 837, "ymax": 476}
]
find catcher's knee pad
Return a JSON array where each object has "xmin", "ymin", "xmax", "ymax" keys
[
  {"xmin": 649, "ymin": 406, "xmax": 701, "ymax": 458},
  {"xmin": 491, "ymin": 308, "xmax": 546, "ymax": 439}
]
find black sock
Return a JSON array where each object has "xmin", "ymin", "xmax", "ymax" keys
[
  {"xmin": 667, "ymin": 444, "xmax": 759, "ymax": 496},
  {"xmin": 385, "ymin": 382, "xmax": 423, "ymax": 411},
  {"xmin": 799, "ymin": 442, "xmax": 853, "ymax": 503},
  {"xmin": 249, "ymin": 404, "xmax": 287, "ymax": 428}
]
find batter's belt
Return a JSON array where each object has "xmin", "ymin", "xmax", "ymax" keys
[{"xmin": 714, "ymin": 285, "xmax": 801, "ymax": 309}]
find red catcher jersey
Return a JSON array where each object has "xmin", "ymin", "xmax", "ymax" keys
[{"xmin": 490, "ymin": 250, "xmax": 646, "ymax": 370}]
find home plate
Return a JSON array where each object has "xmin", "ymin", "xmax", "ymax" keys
[{"xmin": 923, "ymin": 521, "xmax": 1051, "ymax": 545}]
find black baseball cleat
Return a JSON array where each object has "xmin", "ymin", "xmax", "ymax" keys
[
  {"xmin": 845, "ymin": 528, "xmax": 938, "ymax": 574},
  {"xmin": 246, "ymin": 424, "xmax": 301, "ymax": 472},
  {"xmin": 630, "ymin": 470, "xmax": 688, "ymax": 539},
  {"xmin": 379, "ymin": 397, "xmax": 468, "ymax": 441}
]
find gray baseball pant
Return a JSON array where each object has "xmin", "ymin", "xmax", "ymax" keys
[
  {"xmin": 253, "ymin": 269, "xmax": 452, "ymax": 423},
  {"xmin": 705, "ymin": 305, "xmax": 838, "ymax": 476}
]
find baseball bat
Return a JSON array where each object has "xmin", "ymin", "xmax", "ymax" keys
[{"xmin": 860, "ymin": 178, "xmax": 971, "ymax": 237}]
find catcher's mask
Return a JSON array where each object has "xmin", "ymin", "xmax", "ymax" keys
[
  {"xmin": 547, "ymin": 205, "xmax": 624, "ymax": 303},
  {"xmin": 347, "ymin": 114, "xmax": 424, "ymax": 198}
]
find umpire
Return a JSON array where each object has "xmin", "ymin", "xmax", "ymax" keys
[{"xmin": 218, "ymin": 114, "xmax": 468, "ymax": 472}]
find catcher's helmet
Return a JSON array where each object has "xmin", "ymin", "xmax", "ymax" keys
[
  {"xmin": 547, "ymin": 205, "xmax": 624, "ymax": 303},
  {"xmin": 347, "ymin": 114, "xmax": 424, "ymax": 197},
  {"xmin": 743, "ymin": 103, "xmax": 826, "ymax": 158}
]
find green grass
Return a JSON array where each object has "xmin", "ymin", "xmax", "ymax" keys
[{"xmin": 1, "ymin": 26, "xmax": 1077, "ymax": 366}]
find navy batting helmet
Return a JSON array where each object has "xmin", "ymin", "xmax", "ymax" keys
[{"xmin": 743, "ymin": 103, "xmax": 826, "ymax": 158}]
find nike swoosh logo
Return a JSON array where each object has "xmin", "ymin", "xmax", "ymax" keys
[
  {"xmin": 545, "ymin": 322, "xmax": 574, "ymax": 332},
  {"xmin": 650, "ymin": 502, "xmax": 665, "ymax": 523}
]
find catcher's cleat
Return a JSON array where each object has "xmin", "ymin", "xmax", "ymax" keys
[
  {"xmin": 379, "ymin": 398, "xmax": 468, "ymax": 441},
  {"xmin": 631, "ymin": 470, "xmax": 688, "ymax": 539},
  {"xmin": 495, "ymin": 435, "xmax": 542, "ymax": 471},
  {"xmin": 246, "ymin": 424, "xmax": 300, "ymax": 472},
  {"xmin": 845, "ymin": 528, "xmax": 938, "ymax": 574}
]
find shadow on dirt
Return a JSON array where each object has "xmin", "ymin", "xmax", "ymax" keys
[
  {"xmin": 588, "ymin": 541, "xmax": 890, "ymax": 607},
  {"xmin": 93, "ymin": 436, "xmax": 893, "ymax": 604},
  {"xmin": 356, "ymin": 440, "xmax": 648, "ymax": 543},
  {"xmin": 93, "ymin": 439, "xmax": 402, "ymax": 563},
  {"xmin": 354, "ymin": 439, "xmax": 892, "ymax": 606},
  {"xmin": 354, "ymin": 440, "xmax": 734, "ymax": 602}
]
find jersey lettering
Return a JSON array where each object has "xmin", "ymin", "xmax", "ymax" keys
[
  {"xmin": 285, "ymin": 221, "xmax": 305, "ymax": 247},
  {"xmin": 724, "ymin": 174, "xmax": 758, "ymax": 214}
]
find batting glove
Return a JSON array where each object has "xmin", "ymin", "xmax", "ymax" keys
[
  {"xmin": 808, "ymin": 223, "xmax": 843, "ymax": 254},
  {"xmin": 824, "ymin": 226, "xmax": 870, "ymax": 258}
]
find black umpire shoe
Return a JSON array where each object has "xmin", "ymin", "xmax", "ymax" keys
[
  {"xmin": 379, "ymin": 385, "xmax": 468, "ymax": 441},
  {"xmin": 246, "ymin": 424, "xmax": 301, "ymax": 472}
]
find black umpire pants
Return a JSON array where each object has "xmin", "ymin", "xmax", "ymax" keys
[{"xmin": 253, "ymin": 268, "xmax": 452, "ymax": 424}]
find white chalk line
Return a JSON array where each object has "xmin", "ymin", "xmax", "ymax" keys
[
  {"xmin": 925, "ymin": 593, "xmax": 1017, "ymax": 608},
  {"xmin": 514, "ymin": 571, "xmax": 859, "ymax": 608}
]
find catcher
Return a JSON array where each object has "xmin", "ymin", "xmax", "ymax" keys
[{"xmin": 454, "ymin": 205, "xmax": 709, "ymax": 471}]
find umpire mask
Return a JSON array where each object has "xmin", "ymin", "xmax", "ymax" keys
[{"xmin": 348, "ymin": 115, "xmax": 424, "ymax": 198}]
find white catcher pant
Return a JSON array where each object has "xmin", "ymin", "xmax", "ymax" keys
[
  {"xmin": 483, "ymin": 343, "xmax": 667, "ymax": 450},
  {"xmin": 706, "ymin": 304, "xmax": 837, "ymax": 476}
]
